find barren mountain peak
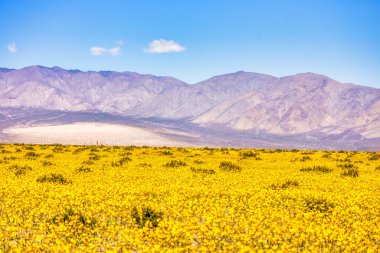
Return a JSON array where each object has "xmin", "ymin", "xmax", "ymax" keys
[{"xmin": 0, "ymin": 66, "xmax": 378, "ymax": 150}]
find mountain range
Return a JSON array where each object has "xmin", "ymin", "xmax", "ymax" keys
[{"xmin": 0, "ymin": 66, "xmax": 379, "ymax": 150}]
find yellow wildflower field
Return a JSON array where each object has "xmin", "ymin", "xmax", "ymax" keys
[{"xmin": 0, "ymin": 144, "xmax": 380, "ymax": 252}]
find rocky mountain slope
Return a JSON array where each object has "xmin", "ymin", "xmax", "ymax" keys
[
  {"xmin": 0, "ymin": 66, "xmax": 379, "ymax": 147},
  {"xmin": 192, "ymin": 73, "xmax": 380, "ymax": 138},
  {"xmin": 0, "ymin": 66, "xmax": 187, "ymax": 113}
]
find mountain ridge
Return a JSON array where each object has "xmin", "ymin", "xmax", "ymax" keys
[{"xmin": 0, "ymin": 65, "xmax": 379, "ymax": 149}]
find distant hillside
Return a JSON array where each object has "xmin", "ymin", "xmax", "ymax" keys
[{"xmin": 0, "ymin": 66, "xmax": 379, "ymax": 149}]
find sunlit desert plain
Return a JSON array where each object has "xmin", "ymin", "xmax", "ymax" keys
[
  {"xmin": 2, "ymin": 122, "xmax": 189, "ymax": 146},
  {"xmin": 1, "ymin": 143, "xmax": 380, "ymax": 252}
]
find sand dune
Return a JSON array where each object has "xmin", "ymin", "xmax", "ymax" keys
[{"xmin": 2, "ymin": 122, "xmax": 189, "ymax": 146}]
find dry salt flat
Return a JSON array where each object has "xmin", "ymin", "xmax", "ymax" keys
[{"xmin": 2, "ymin": 122, "xmax": 189, "ymax": 146}]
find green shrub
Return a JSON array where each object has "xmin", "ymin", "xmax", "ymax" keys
[
  {"xmin": 194, "ymin": 159, "xmax": 205, "ymax": 164},
  {"xmin": 369, "ymin": 153, "xmax": 380, "ymax": 161},
  {"xmin": 239, "ymin": 151, "xmax": 258, "ymax": 159},
  {"xmin": 83, "ymin": 160, "xmax": 95, "ymax": 165},
  {"xmin": 37, "ymin": 173, "xmax": 72, "ymax": 184},
  {"xmin": 52, "ymin": 146, "xmax": 66, "ymax": 153},
  {"xmin": 9, "ymin": 164, "xmax": 32, "ymax": 176},
  {"xmin": 131, "ymin": 207, "xmax": 162, "ymax": 228},
  {"xmin": 160, "ymin": 150, "xmax": 173, "ymax": 156},
  {"xmin": 50, "ymin": 208, "xmax": 97, "ymax": 227},
  {"xmin": 282, "ymin": 180, "xmax": 299, "ymax": 188},
  {"xmin": 138, "ymin": 163, "xmax": 152, "ymax": 168},
  {"xmin": 3, "ymin": 156, "xmax": 17, "ymax": 160},
  {"xmin": 25, "ymin": 151, "xmax": 40, "ymax": 158},
  {"xmin": 88, "ymin": 153, "xmax": 101, "ymax": 161},
  {"xmin": 341, "ymin": 168, "xmax": 359, "ymax": 177},
  {"xmin": 337, "ymin": 163, "xmax": 356, "ymax": 169},
  {"xmin": 219, "ymin": 161, "xmax": 242, "ymax": 172},
  {"xmin": 41, "ymin": 160, "xmax": 53, "ymax": 166},
  {"xmin": 112, "ymin": 156, "xmax": 132, "ymax": 167},
  {"xmin": 165, "ymin": 160, "xmax": 187, "ymax": 168},
  {"xmin": 322, "ymin": 153, "xmax": 331, "ymax": 158},
  {"xmin": 220, "ymin": 148, "xmax": 230, "ymax": 154},
  {"xmin": 270, "ymin": 180, "xmax": 299, "ymax": 189},
  {"xmin": 191, "ymin": 167, "xmax": 216, "ymax": 175},
  {"xmin": 300, "ymin": 156, "xmax": 312, "ymax": 162},
  {"xmin": 73, "ymin": 147, "xmax": 88, "ymax": 154},
  {"xmin": 300, "ymin": 166, "xmax": 332, "ymax": 173},
  {"xmin": 75, "ymin": 166, "xmax": 93, "ymax": 173},
  {"xmin": 304, "ymin": 197, "xmax": 334, "ymax": 213},
  {"xmin": 90, "ymin": 147, "xmax": 99, "ymax": 152}
]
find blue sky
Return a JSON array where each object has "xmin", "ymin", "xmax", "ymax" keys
[{"xmin": 1, "ymin": 0, "xmax": 379, "ymax": 87}]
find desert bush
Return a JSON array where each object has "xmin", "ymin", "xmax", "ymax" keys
[
  {"xmin": 239, "ymin": 151, "xmax": 258, "ymax": 159},
  {"xmin": 304, "ymin": 197, "xmax": 334, "ymax": 213},
  {"xmin": 337, "ymin": 163, "xmax": 356, "ymax": 169},
  {"xmin": 75, "ymin": 166, "xmax": 93, "ymax": 173},
  {"xmin": 112, "ymin": 156, "xmax": 132, "ymax": 167},
  {"xmin": 131, "ymin": 206, "xmax": 162, "ymax": 228},
  {"xmin": 50, "ymin": 208, "xmax": 97, "ymax": 227},
  {"xmin": 165, "ymin": 160, "xmax": 187, "ymax": 168},
  {"xmin": 300, "ymin": 166, "xmax": 332, "ymax": 173},
  {"xmin": 124, "ymin": 146, "xmax": 136, "ymax": 151},
  {"xmin": 219, "ymin": 161, "xmax": 242, "ymax": 172},
  {"xmin": 270, "ymin": 180, "xmax": 299, "ymax": 189},
  {"xmin": 37, "ymin": 173, "xmax": 72, "ymax": 184},
  {"xmin": 194, "ymin": 159, "xmax": 205, "ymax": 164},
  {"xmin": 335, "ymin": 157, "xmax": 351, "ymax": 163},
  {"xmin": 341, "ymin": 168, "xmax": 359, "ymax": 177},
  {"xmin": 83, "ymin": 160, "xmax": 95, "ymax": 165},
  {"xmin": 322, "ymin": 153, "xmax": 331, "ymax": 158},
  {"xmin": 300, "ymin": 156, "xmax": 312, "ymax": 162},
  {"xmin": 52, "ymin": 146, "xmax": 66, "ymax": 153},
  {"xmin": 119, "ymin": 151, "xmax": 132, "ymax": 156},
  {"xmin": 3, "ymin": 156, "xmax": 17, "ymax": 160},
  {"xmin": 73, "ymin": 147, "xmax": 88, "ymax": 154},
  {"xmin": 191, "ymin": 167, "xmax": 216, "ymax": 175},
  {"xmin": 160, "ymin": 150, "xmax": 173, "ymax": 156},
  {"xmin": 220, "ymin": 148, "xmax": 230, "ymax": 154},
  {"xmin": 25, "ymin": 151, "xmax": 40, "ymax": 159},
  {"xmin": 90, "ymin": 147, "xmax": 99, "ymax": 152},
  {"xmin": 88, "ymin": 153, "xmax": 101, "ymax": 161},
  {"xmin": 42, "ymin": 160, "xmax": 53, "ymax": 166},
  {"xmin": 369, "ymin": 153, "xmax": 380, "ymax": 161},
  {"xmin": 138, "ymin": 163, "xmax": 152, "ymax": 168},
  {"xmin": 9, "ymin": 165, "xmax": 32, "ymax": 176}
]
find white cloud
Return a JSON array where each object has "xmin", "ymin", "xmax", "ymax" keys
[
  {"xmin": 109, "ymin": 47, "xmax": 121, "ymax": 56},
  {"xmin": 90, "ymin": 46, "xmax": 121, "ymax": 56},
  {"xmin": 7, "ymin": 42, "xmax": 17, "ymax": 53},
  {"xmin": 144, "ymin": 39, "xmax": 185, "ymax": 53},
  {"xmin": 90, "ymin": 47, "xmax": 107, "ymax": 56}
]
